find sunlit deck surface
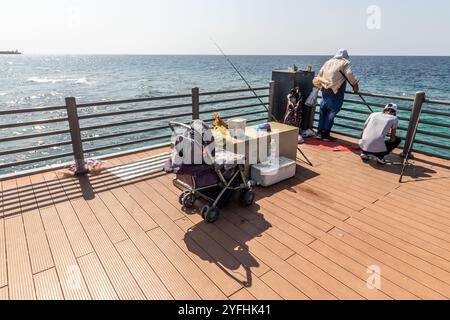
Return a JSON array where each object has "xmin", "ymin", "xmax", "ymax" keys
[{"xmin": 1, "ymin": 134, "xmax": 449, "ymax": 300}]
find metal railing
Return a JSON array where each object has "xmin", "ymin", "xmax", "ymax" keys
[
  {"xmin": 0, "ymin": 84, "xmax": 271, "ymax": 178},
  {"xmin": 1, "ymin": 79, "xmax": 449, "ymax": 179},
  {"xmin": 314, "ymin": 90, "xmax": 450, "ymax": 160}
]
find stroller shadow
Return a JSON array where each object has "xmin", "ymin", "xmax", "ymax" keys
[{"xmin": 182, "ymin": 201, "xmax": 269, "ymax": 288}]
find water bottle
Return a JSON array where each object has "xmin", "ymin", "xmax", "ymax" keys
[{"xmin": 270, "ymin": 138, "xmax": 277, "ymax": 166}]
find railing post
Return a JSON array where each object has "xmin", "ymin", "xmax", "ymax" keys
[
  {"xmin": 192, "ymin": 87, "xmax": 200, "ymax": 120},
  {"xmin": 402, "ymin": 91, "xmax": 426, "ymax": 157},
  {"xmin": 268, "ymin": 81, "xmax": 275, "ymax": 122},
  {"xmin": 65, "ymin": 97, "xmax": 87, "ymax": 174}
]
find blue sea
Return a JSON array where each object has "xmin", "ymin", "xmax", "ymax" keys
[{"xmin": 0, "ymin": 55, "xmax": 449, "ymax": 174}]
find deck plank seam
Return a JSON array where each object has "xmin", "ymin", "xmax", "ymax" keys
[
  {"xmin": 11, "ymin": 178, "xmax": 38, "ymax": 300},
  {"xmin": 311, "ymin": 239, "xmax": 419, "ymax": 300},
  {"xmin": 348, "ymin": 215, "xmax": 450, "ymax": 275},
  {"xmin": 213, "ymin": 206, "xmax": 338, "ymax": 300},
  {"xmin": 111, "ymin": 156, "xmax": 213, "ymax": 300},
  {"xmin": 39, "ymin": 174, "xmax": 94, "ymax": 300},
  {"xmin": 327, "ymin": 210, "xmax": 450, "ymax": 289},
  {"xmin": 24, "ymin": 176, "xmax": 59, "ymax": 276},
  {"xmin": 50, "ymin": 173, "xmax": 127, "ymax": 301},
  {"xmin": 327, "ymin": 229, "xmax": 450, "ymax": 298},
  {"xmin": 1, "ymin": 181, "xmax": 8, "ymax": 290},
  {"xmin": 361, "ymin": 206, "xmax": 450, "ymax": 252},
  {"xmin": 355, "ymin": 208, "xmax": 450, "ymax": 259},
  {"xmin": 40, "ymin": 174, "xmax": 95, "ymax": 259},
  {"xmin": 371, "ymin": 202, "xmax": 450, "ymax": 244}
]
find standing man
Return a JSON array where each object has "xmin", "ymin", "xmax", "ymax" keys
[
  {"xmin": 314, "ymin": 49, "xmax": 360, "ymax": 141},
  {"xmin": 359, "ymin": 103, "xmax": 402, "ymax": 164}
]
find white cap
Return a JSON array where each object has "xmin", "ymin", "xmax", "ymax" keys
[{"xmin": 384, "ymin": 103, "xmax": 398, "ymax": 112}]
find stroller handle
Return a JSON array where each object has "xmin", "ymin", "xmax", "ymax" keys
[{"xmin": 169, "ymin": 121, "xmax": 191, "ymax": 134}]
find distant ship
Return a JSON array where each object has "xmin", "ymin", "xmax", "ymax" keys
[{"xmin": 0, "ymin": 50, "xmax": 22, "ymax": 55}]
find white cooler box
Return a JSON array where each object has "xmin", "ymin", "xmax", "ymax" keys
[{"xmin": 251, "ymin": 157, "xmax": 296, "ymax": 187}]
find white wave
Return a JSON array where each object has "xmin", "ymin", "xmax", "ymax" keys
[
  {"xmin": 0, "ymin": 93, "xmax": 6, "ymax": 96},
  {"xmin": 27, "ymin": 77, "xmax": 63, "ymax": 84},
  {"xmin": 75, "ymin": 77, "xmax": 93, "ymax": 85},
  {"xmin": 26, "ymin": 76, "xmax": 93, "ymax": 85}
]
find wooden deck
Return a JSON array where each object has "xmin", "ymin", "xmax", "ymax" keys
[{"xmin": 1, "ymin": 135, "xmax": 449, "ymax": 300}]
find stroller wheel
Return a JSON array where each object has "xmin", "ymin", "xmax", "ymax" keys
[
  {"xmin": 201, "ymin": 205, "xmax": 220, "ymax": 223},
  {"xmin": 179, "ymin": 191, "xmax": 190, "ymax": 205},
  {"xmin": 182, "ymin": 193, "xmax": 196, "ymax": 209},
  {"xmin": 240, "ymin": 189, "xmax": 255, "ymax": 207}
]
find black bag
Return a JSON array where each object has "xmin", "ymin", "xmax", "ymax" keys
[{"xmin": 284, "ymin": 87, "xmax": 303, "ymax": 128}]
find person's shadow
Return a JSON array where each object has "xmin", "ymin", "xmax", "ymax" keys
[{"xmin": 183, "ymin": 201, "xmax": 270, "ymax": 288}]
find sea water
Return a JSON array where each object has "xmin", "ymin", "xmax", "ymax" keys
[{"xmin": 0, "ymin": 55, "xmax": 449, "ymax": 173}]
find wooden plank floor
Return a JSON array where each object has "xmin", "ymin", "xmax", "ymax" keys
[{"xmin": 0, "ymin": 135, "xmax": 449, "ymax": 300}]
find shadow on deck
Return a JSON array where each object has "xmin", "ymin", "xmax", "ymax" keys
[{"xmin": 1, "ymin": 134, "xmax": 449, "ymax": 300}]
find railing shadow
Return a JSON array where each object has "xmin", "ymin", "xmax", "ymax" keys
[{"xmin": 1, "ymin": 154, "xmax": 170, "ymax": 219}]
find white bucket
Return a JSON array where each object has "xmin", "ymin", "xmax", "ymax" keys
[{"xmin": 228, "ymin": 118, "xmax": 247, "ymax": 139}]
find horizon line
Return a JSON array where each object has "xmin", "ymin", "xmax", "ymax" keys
[{"xmin": 9, "ymin": 53, "xmax": 450, "ymax": 57}]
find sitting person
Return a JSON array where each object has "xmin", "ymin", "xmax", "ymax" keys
[{"xmin": 359, "ymin": 103, "xmax": 402, "ymax": 164}]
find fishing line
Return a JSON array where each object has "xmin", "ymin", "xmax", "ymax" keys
[{"xmin": 210, "ymin": 38, "xmax": 313, "ymax": 166}]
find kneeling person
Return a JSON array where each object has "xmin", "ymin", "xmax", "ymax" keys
[{"xmin": 359, "ymin": 103, "xmax": 402, "ymax": 164}]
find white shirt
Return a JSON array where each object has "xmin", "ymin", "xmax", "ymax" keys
[
  {"xmin": 316, "ymin": 58, "xmax": 358, "ymax": 94},
  {"xmin": 359, "ymin": 113, "xmax": 399, "ymax": 153}
]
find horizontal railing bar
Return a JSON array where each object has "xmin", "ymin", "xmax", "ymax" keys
[
  {"xmin": 414, "ymin": 139, "xmax": 450, "ymax": 151},
  {"xmin": 80, "ymin": 112, "xmax": 192, "ymax": 131},
  {"xmin": 0, "ymin": 152, "xmax": 74, "ymax": 170},
  {"xmin": 219, "ymin": 110, "xmax": 267, "ymax": 121},
  {"xmin": 425, "ymin": 99, "xmax": 450, "ymax": 106},
  {"xmin": 204, "ymin": 111, "xmax": 267, "ymax": 124},
  {"xmin": 199, "ymin": 103, "xmax": 266, "ymax": 115},
  {"xmin": 82, "ymin": 125, "xmax": 170, "ymax": 143},
  {"xmin": 314, "ymin": 117, "xmax": 361, "ymax": 132},
  {"xmin": 247, "ymin": 117, "xmax": 268, "ymax": 124},
  {"xmin": 343, "ymin": 99, "xmax": 411, "ymax": 112},
  {"xmin": 0, "ymin": 117, "xmax": 68, "ymax": 130},
  {"xmin": 199, "ymin": 95, "xmax": 269, "ymax": 106},
  {"xmin": 312, "ymin": 124, "xmax": 361, "ymax": 139},
  {"xmin": 315, "ymin": 111, "xmax": 410, "ymax": 124},
  {"xmin": 76, "ymin": 94, "xmax": 192, "ymax": 108},
  {"xmin": 419, "ymin": 120, "xmax": 450, "ymax": 128},
  {"xmin": 411, "ymin": 148, "xmax": 450, "ymax": 161},
  {"xmin": 345, "ymin": 91, "xmax": 415, "ymax": 102},
  {"xmin": 84, "ymin": 134, "xmax": 172, "ymax": 153},
  {"xmin": 200, "ymin": 87, "xmax": 269, "ymax": 96},
  {"xmin": 78, "ymin": 103, "xmax": 192, "ymax": 120},
  {"xmin": 340, "ymin": 107, "xmax": 372, "ymax": 115},
  {"xmin": 0, "ymin": 140, "xmax": 73, "ymax": 157},
  {"xmin": 0, "ymin": 106, "xmax": 66, "ymax": 116},
  {"xmin": 0, "ymin": 129, "xmax": 71, "ymax": 143},
  {"xmin": 420, "ymin": 109, "xmax": 450, "ymax": 117},
  {"xmin": 416, "ymin": 130, "xmax": 450, "ymax": 140},
  {"xmin": 318, "ymin": 114, "xmax": 449, "ymax": 141}
]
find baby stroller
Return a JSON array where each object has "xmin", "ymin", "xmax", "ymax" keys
[{"xmin": 164, "ymin": 120, "xmax": 255, "ymax": 223}]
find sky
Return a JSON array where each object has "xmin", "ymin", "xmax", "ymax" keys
[{"xmin": 0, "ymin": 0, "xmax": 449, "ymax": 55}]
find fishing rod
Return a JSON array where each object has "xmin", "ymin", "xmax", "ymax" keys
[
  {"xmin": 340, "ymin": 70, "xmax": 374, "ymax": 113},
  {"xmin": 211, "ymin": 39, "xmax": 313, "ymax": 167},
  {"xmin": 399, "ymin": 109, "xmax": 423, "ymax": 183},
  {"xmin": 211, "ymin": 39, "xmax": 276, "ymax": 120}
]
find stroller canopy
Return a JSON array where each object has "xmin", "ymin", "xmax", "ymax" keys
[{"xmin": 165, "ymin": 120, "xmax": 216, "ymax": 173}]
